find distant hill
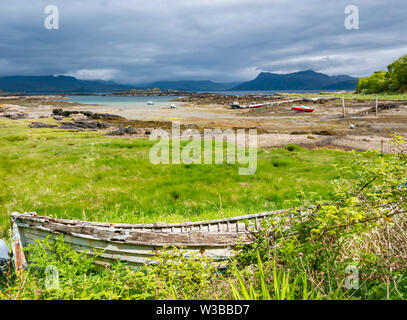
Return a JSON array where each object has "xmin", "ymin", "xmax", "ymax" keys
[
  {"xmin": 229, "ymin": 70, "xmax": 358, "ymax": 91},
  {"xmin": 0, "ymin": 76, "xmax": 132, "ymax": 93},
  {"xmin": 0, "ymin": 71, "xmax": 358, "ymax": 93},
  {"xmin": 0, "ymin": 76, "xmax": 241, "ymax": 93},
  {"xmin": 139, "ymin": 80, "xmax": 241, "ymax": 92}
]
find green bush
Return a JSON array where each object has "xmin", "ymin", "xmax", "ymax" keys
[{"xmin": 235, "ymin": 135, "xmax": 407, "ymax": 299}]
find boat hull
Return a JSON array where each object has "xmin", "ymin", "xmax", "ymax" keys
[
  {"xmin": 292, "ymin": 106, "xmax": 315, "ymax": 112},
  {"xmin": 11, "ymin": 211, "xmax": 282, "ymax": 270}
]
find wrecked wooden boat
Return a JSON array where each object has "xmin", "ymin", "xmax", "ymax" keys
[{"xmin": 11, "ymin": 210, "xmax": 290, "ymax": 270}]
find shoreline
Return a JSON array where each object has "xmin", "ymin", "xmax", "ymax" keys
[{"xmin": 1, "ymin": 94, "xmax": 406, "ymax": 153}]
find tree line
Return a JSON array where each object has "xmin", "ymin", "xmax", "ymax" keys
[{"xmin": 357, "ymin": 54, "xmax": 407, "ymax": 93}]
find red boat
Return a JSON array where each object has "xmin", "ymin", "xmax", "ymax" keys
[{"xmin": 292, "ymin": 105, "xmax": 315, "ymax": 112}]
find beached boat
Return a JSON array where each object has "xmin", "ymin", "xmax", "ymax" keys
[
  {"xmin": 231, "ymin": 102, "xmax": 269, "ymax": 109},
  {"xmin": 11, "ymin": 210, "xmax": 294, "ymax": 270},
  {"xmin": 246, "ymin": 103, "xmax": 266, "ymax": 109},
  {"xmin": 292, "ymin": 105, "xmax": 315, "ymax": 112},
  {"xmin": 147, "ymin": 101, "xmax": 155, "ymax": 105},
  {"xmin": 230, "ymin": 102, "xmax": 241, "ymax": 109}
]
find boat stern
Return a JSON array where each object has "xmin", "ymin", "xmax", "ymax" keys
[{"xmin": 10, "ymin": 212, "xmax": 30, "ymax": 271}]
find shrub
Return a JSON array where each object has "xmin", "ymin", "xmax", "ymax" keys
[{"xmin": 235, "ymin": 135, "xmax": 407, "ymax": 299}]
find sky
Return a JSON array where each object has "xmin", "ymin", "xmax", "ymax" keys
[{"xmin": 0, "ymin": 0, "xmax": 406, "ymax": 84}]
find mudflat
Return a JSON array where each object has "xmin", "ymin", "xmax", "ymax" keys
[{"xmin": 1, "ymin": 94, "xmax": 406, "ymax": 153}]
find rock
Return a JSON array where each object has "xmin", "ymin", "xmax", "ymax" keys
[
  {"xmin": 3, "ymin": 112, "xmax": 28, "ymax": 119},
  {"xmin": 53, "ymin": 108, "xmax": 125, "ymax": 120},
  {"xmin": 71, "ymin": 113, "xmax": 88, "ymax": 121},
  {"xmin": 107, "ymin": 126, "xmax": 141, "ymax": 135},
  {"xmin": 59, "ymin": 121, "xmax": 110, "ymax": 130},
  {"xmin": 312, "ymin": 130, "xmax": 339, "ymax": 136},
  {"xmin": 52, "ymin": 115, "xmax": 64, "ymax": 121},
  {"xmin": 0, "ymin": 104, "xmax": 29, "ymax": 119},
  {"xmin": 29, "ymin": 121, "xmax": 57, "ymax": 128}
]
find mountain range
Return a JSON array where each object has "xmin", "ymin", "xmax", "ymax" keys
[
  {"xmin": 0, "ymin": 76, "xmax": 132, "ymax": 94},
  {"xmin": 0, "ymin": 71, "xmax": 358, "ymax": 93},
  {"xmin": 229, "ymin": 70, "xmax": 358, "ymax": 91}
]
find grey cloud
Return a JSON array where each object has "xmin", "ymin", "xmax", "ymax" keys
[{"xmin": 0, "ymin": 0, "xmax": 406, "ymax": 83}]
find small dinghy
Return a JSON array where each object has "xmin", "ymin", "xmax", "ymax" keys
[
  {"xmin": 147, "ymin": 101, "xmax": 155, "ymax": 105},
  {"xmin": 292, "ymin": 105, "xmax": 315, "ymax": 112}
]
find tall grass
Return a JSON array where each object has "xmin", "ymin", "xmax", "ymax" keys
[
  {"xmin": 0, "ymin": 118, "xmax": 373, "ymax": 238},
  {"xmin": 229, "ymin": 251, "xmax": 345, "ymax": 300}
]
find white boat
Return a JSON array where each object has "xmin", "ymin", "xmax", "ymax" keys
[
  {"xmin": 170, "ymin": 104, "xmax": 176, "ymax": 109},
  {"xmin": 232, "ymin": 102, "xmax": 270, "ymax": 109},
  {"xmin": 147, "ymin": 101, "xmax": 155, "ymax": 105},
  {"xmin": 10, "ymin": 209, "xmax": 296, "ymax": 270}
]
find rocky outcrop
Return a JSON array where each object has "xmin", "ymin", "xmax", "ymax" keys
[
  {"xmin": 105, "ymin": 88, "xmax": 191, "ymax": 96},
  {"xmin": 59, "ymin": 121, "xmax": 110, "ymax": 130},
  {"xmin": 29, "ymin": 122, "xmax": 57, "ymax": 128},
  {"xmin": 175, "ymin": 93, "xmax": 288, "ymax": 105},
  {"xmin": 0, "ymin": 104, "xmax": 28, "ymax": 119},
  {"xmin": 107, "ymin": 126, "xmax": 144, "ymax": 136},
  {"xmin": 71, "ymin": 113, "xmax": 88, "ymax": 121},
  {"xmin": 52, "ymin": 108, "xmax": 125, "ymax": 120}
]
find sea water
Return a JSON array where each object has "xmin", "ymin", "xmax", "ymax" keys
[{"xmin": 58, "ymin": 95, "xmax": 180, "ymax": 109}]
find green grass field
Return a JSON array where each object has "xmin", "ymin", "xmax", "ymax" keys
[{"xmin": 0, "ymin": 118, "xmax": 373, "ymax": 238}]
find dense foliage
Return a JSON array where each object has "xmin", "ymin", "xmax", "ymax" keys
[
  {"xmin": 237, "ymin": 135, "xmax": 407, "ymax": 299},
  {"xmin": 357, "ymin": 54, "xmax": 407, "ymax": 93}
]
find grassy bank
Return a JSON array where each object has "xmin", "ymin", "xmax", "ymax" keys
[
  {"xmin": 292, "ymin": 92, "xmax": 407, "ymax": 101},
  {"xmin": 0, "ymin": 118, "xmax": 372, "ymax": 237}
]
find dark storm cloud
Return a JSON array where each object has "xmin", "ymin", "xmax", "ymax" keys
[{"xmin": 0, "ymin": 0, "xmax": 406, "ymax": 83}]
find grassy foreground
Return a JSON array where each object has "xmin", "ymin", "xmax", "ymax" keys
[
  {"xmin": 0, "ymin": 118, "xmax": 372, "ymax": 238},
  {"xmin": 2, "ymin": 118, "xmax": 406, "ymax": 300}
]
